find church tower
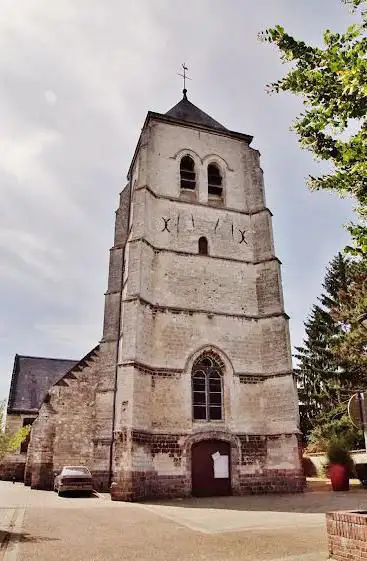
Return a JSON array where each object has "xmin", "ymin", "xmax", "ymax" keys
[{"xmin": 106, "ymin": 90, "xmax": 305, "ymax": 500}]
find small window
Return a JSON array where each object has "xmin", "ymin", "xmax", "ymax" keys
[
  {"xmin": 192, "ymin": 355, "xmax": 223, "ymax": 421},
  {"xmin": 208, "ymin": 163, "xmax": 223, "ymax": 197},
  {"xmin": 198, "ymin": 236, "xmax": 208, "ymax": 255},
  {"xmin": 180, "ymin": 155, "xmax": 196, "ymax": 190}
]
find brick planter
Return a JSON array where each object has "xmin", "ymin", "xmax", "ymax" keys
[{"xmin": 326, "ymin": 510, "xmax": 367, "ymax": 560}]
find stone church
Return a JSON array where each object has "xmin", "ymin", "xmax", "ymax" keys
[{"xmin": 5, "ymin": 90, "xmax": 305, "ymax": 500}]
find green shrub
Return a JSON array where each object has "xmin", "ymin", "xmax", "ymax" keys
[
  {"xmin": 327, "ymin": 443, "xmax": 352, "ymax": 466},
  {"xmin": 302, "ymin": 456, "xmax": 318, "ymax": 477},
  {"xmin": 306, "ymin": 413, "xmax": 361, "ymax": 454},
  {"xmin": 326, "ymin": 440, "xmax": 355, "ymax": 477}
]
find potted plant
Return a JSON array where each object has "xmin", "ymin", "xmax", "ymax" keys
[{"xmin": 326, "ymin": 441, "xmax": 353, "ymax": 492}]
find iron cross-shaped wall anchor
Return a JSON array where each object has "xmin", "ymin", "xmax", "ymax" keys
[
  {"xmin": 161, "ymin": 217, "xmax": 172, "ymax": 232},
  {"xmin": 238, "ymin": 229, "xmax": 248, "ymax": 244}
]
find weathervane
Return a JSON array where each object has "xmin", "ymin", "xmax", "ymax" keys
[{"xmin": 178, "ymin": 63, "xmax": 191, "ymax": 98}]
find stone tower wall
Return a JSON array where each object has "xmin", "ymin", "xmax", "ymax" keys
[{"xmin": 111, "ymin": 117, "xmax": 304, "ymax": 500}]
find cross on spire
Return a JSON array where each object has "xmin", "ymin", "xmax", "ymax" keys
[{"xmin": 178, "ymin": 63, "xmax": 191, "ymax": 99}]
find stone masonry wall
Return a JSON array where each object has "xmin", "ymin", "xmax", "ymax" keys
[
  {"xmin": 114, "ymin": 361, "xmax": 297, "ymax": 437},
  {"xmin": 129, "ymin": 188, "xmax": 274, "ymax": 269},
  {"xmin": 121, "ymin": 304, "xmax": 292, "ymax": 375},
  {"xmin": 111, "ymin": 429, "xmax": 304, "ymax": 501},
  {"xmin": 27, "ymin": 346, "xmax": 114, "ymax": 491},
  {"xmin": 146, "ymin": 121, "xmax": 264, "ymax": 212},
  {"xmin": 0, "ymin": 454, "xmax": 26, "ymax": 481}
]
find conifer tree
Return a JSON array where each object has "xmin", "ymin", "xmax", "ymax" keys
[{"xmin": 296, "ymin": 254, "xmax": 354, "ymax": 443}]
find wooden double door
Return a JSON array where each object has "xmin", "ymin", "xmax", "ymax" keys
[{"xmin": 191, "ymin": 439, "xmax": 231, "ymax": 497}]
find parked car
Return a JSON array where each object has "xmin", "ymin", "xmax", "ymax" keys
[{"xmin": 53, "ymin": 466, "xmax": 94, "ymax": 496}]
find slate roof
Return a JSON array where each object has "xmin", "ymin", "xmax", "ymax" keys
[
  {"xmin": 165, "ymin": 93, "xmax": 227, "ymax": 132},
  {"xmin": 7, "ymin": 355, "xmax": 78, "ymax": 414}
]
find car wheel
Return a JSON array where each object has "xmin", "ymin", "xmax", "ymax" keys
[{"xmin": 57, "ymin": 489, "xmax": 63, "ymax": 497}]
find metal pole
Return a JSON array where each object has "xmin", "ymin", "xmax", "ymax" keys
[{"xmin": 358, "ymin": 392, "xmax": 367, "ymax": 452}]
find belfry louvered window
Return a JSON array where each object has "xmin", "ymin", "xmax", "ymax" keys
[
  {"xmin": 208, "ymin": 163, "xmax": 223, "ymax": 197},
  {"xmin": 180, "ymin": 155, "xmax": 196, "ymax": 190},
  {"xmin": 192, "ymin": 355, "xmax": 223, "ymax": 421}
]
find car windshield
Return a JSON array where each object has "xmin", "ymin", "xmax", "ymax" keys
[{"xmin": 62, "ymin": 467, "xmax": 91, "ymax": 476}]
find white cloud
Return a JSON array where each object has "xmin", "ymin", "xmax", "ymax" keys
[
  {"xmin": 0, "ymin": 229, "xmax": 65, "ymax": 282},
  {"xmin": 0, "ymin": 129, "xmax": 58, "ymax": 181},
  {"xmin": 44, "ymin": 90, "xmax": 57, "ymax": 105}
]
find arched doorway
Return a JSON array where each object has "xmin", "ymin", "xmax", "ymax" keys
[{"xmin": 191, "ymin": 439, "xmax": 231, "ymax": 497}]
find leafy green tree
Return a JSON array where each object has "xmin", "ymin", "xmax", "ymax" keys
[
  {"xmin": 260, "ymin": 0, "xmax": 367, "ymax": 256},
  {"xmin": 0, "ymin": 401, "xmax": 31, "ymax": 461}
]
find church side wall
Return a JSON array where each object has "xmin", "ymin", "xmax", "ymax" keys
[{"xmin": 27, "ymin": 350, "xmax": 114, "ymax": 491}]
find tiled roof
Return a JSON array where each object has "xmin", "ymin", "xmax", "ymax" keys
[{"xmin": 7, "ymin": 355, "xmax": 78, "ymax": 413}]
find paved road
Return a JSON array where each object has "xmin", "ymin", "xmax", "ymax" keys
[{"xmin": 1, "ymin": 481, "xmax": 366, "ymax": 560}]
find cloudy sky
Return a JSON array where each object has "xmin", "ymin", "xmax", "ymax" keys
[{"xmin": 0, "ymin": 0, "xmax": 357, "ymax": 401}]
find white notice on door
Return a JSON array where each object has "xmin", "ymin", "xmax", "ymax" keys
[{"xmin": 212, "ymin": 453, "xmax": 229, "ymax": 479}]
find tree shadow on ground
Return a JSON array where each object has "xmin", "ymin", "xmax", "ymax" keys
[
  {"xmin": 0, "ymin": 529, "xmax": 59, "ymax": 544},
  {"xmin": 143, "ymin": 488, "xmax": 367, "ymax": 514}
]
